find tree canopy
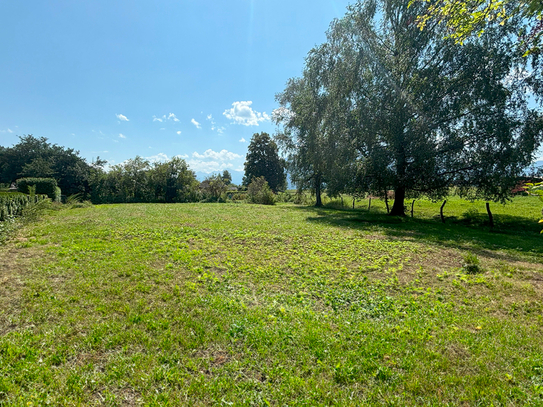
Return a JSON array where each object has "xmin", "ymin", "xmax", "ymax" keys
[
  {"xmin": 0, "ymin": 135, "xmax": 93, "ymax": 196},
  {"xmin": 243, "ymin": 132, "xmax": 286, "ymax": 192},
  {"xmin": 275, "ymin": 0, "xmax": 543, "ymax": 215},
  {"xmin": 412, "ymin": 0, "xmax": 543, "ymax": 56}
]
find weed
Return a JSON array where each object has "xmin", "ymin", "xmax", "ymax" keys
[{"xmin": 462, "ymin": 252, "xmax": 483, "ymax": 274}]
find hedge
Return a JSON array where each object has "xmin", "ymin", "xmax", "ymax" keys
[
  {"xmin": 17, "ymin": 178, "xmax": 59, "ymax": 200},
  {"xmin": 0, "ymin": 192, "xmax": 48, "ymax": 221}
]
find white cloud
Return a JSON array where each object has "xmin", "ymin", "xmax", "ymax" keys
[
  {"xmin": 191, "ymin": 119, "xmax": 201, "ymax": 129},
  {"xmin": 141, "ymin": 153, "xmax": 190, "ymax": 164},
  {"xmin": 177, "ymin": 131, "xmax": 182, "ymax": 135},
  {"xmin": 187, "ymin": 160, "xmax": 234, "ymax": 173},
  {"xmin": 239, "ymin": 137, "xmax": 246, "ymax": 143},
  {"xmin": 187, "ymin": 149, "xmax": 242, "ymax": 174},
  {"xmin": 206, "ymin": 114, "xmax": 226, "ymax": 134},
  {"xmin": 223, "ymin": 101, "xmax": 270, "ymax": 126},
  {"xmin": 168, "ymin": 113, "xmax": 180, "ymax": 122},
  {"xmin": 192, "ymin": 149, "xmax": 241, "ymax": 161},
  {"xmin": 116, "ymin": 114, "xmax": 129, "ymax": 121},
  {"xmin": 154, "ymin": 113, "xmax": 180, "ymax": 123},
  {"xmin": 119, "ymin": 133, "xmax": 126, "ymax": 139},
  {"xmin": 146, "ymin": 153, "xmax": 170, "ymax": 163},
  {"xmin": 0, "ymin": 128, "xmax": 13, "ymax": 133}
]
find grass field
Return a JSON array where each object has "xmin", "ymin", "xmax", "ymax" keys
[{"xmin": 1, "ymin": 197, "xmax": 543, "ymax": 406}]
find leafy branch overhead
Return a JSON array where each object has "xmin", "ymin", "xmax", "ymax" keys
[{"xmin": 411, "ymin": 0, "xmax": 543, "ymax": 56}]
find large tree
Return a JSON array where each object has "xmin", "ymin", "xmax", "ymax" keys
[
  {"xmin": 243, "ymin": 132, "xmax": 286, "ymax": 192},
  {"xmin": 276, "ymin": 0, "xmax": 543, "ymax": 215},
  {"xmin": 275, "ymin": 76, "xmax": 357, "ymax": 206}
]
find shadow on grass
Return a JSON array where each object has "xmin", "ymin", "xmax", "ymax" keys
[{"xmin": 293, "ymin": 205, "xmax": 543, "ymax": 263}]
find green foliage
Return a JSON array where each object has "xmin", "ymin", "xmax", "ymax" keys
[
  {"xmin": 247, "ymin": 176, "xmax": 276, "ymax": 205},
  {"xmin": 276, "ymin": 191, "xmax": 295, "ymax": 203},
  {"xmin": 221, "ymin": 169, "xmax": 232, "ymax": 185},
  {"xmin": 90, "ymin": 156, "xmax": 200, "ymax": 204},
  {"xmin": 17, "ymin": 178, "xmax": 58, "ymax": 199},
  {"xmin": 462, "ymin": 252, "xmax": 483, "ymax": 274},
  {"xmin": 54, "ymin": 187, "xmax": 61, "ymax": 202},
  {"xmin": 275, "ymin": 0, "xmax": 543, "ymax": 216},
  {"xmin": 526, "ymin": 181, "xmax": 543, "ymax": 232},
  {"xmin": 243, "ymin": 132, "xmax": 286, "ymax": 192},
  {"xmin": 200, "ymin": 173, "xmax": 227, "ymax": 202},
  {"xmin": 0, "ymin": 135, "xmax": 93, "ymax": 196},
  {"xmin": 0, "ymin": 192, "xmax": 49, "ymax": 221},
  {"xmin": 412, "ymin": 0, "xmax": 543, "ymax": 56}
]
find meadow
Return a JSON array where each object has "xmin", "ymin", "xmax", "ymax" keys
[{"xmin": 1, "ymin": 196, "xmax": 543, "ymax": 406}]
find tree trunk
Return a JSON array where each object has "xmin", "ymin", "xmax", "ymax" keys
[
  {"xmin": 486, "ymin": 202, "xmax": 494, "ymax": 228},
  {"xmin": 411, "ymin": 199, "xmax": 416, "ymax": 218},
  {"xmin": 315, "ymin": 174, "xmax": 322, "ymax": 207},
  {"xmin": 385, "ymin": 191, "xmax": 390, "ymax": 214},
  {"xmin": 352, "ymin": 197, "xmax": 355, "ymax": 209},
  {"xmin": 389, "ymin": 187, "xmax": 406, "ymax": 216},
  {"xmin": 440, "ymin": 200, "xmax": 447, "ymax": 223},
  {"xmin": 368, "ymin": 196, "xmax": 372, "ymax": 211}
]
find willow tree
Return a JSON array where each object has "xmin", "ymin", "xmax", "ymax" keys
[{"xmin": 280, "ymin": 0, "xmax": 543, "ymax": 216}]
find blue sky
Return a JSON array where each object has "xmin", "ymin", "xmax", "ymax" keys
[{"xmin": 0, "ymin": 0, "xmax": 353, "ymax": 184}]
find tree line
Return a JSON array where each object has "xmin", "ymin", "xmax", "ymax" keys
[
  {"xmin": 0, "ymin": 133, "xmax": 287, "ymax": 204},
  {"xmin": 274, "ymin": 0, "xmax": 543, "ymax": 215}
]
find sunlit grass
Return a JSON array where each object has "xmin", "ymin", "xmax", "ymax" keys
[{"xmin": 0, "ymin": 201, "xmax": 542, "ymax": 405}]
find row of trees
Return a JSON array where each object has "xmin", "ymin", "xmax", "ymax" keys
[
  {"xmin": 0, "ymin": 134, "xmax": 283, "ymax": 204},
  {"xmin": 89, "ymin": 156, "xmax": 202, "ymax": 203},
  {"xmin": 274, "ymin": 0, "xmax": 543, "ymax": 215}
]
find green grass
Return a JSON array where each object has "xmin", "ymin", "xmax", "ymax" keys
[{"xmin": 1, "ymin": 199, "xmax": 543, "ymax": 406}]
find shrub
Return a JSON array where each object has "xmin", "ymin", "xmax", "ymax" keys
[
  {"xmin": 17, "ymin": 178, "xmax": 58, "ymax": 200},
  {"xmin": 247, "ymin": 177, "xmax": 276, "ymax": 205},
  {"xmin": 54, "ymin": 187, "xmax": 62, "ymax": 202},
  {"xmin": 276, "ymin": 192, "xmax": 295, "ymax": 203},
  {"xmin": 462, "ymin": 252, "xmax": 483, "ymax": 274},
  {"xmin": 0, "ymin": 192, "xmax": 49, "ymax": 221},
  {"xmin": 230, "ymin": 192, "xmax": 247, "ymax": 201}
]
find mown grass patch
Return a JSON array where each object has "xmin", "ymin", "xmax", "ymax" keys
[{"xmin": 1, "ymin": 202, "xmax": 542, "ymax": 406}]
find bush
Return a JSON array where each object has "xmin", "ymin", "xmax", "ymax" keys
[
  {"xmin": 276, "ymin": 192, "xmax": 295, "ymax": 203},
  {"xmin": 17, "ymin": 178, "xmax": 58, "ymax": 200},
  {"xmin": 230, "ymin": 192, "xmax": 247, "ymax": 201},
  {"xmin": 54, "ymin": 187, "xmax": 62, "ymax": 202},
  {"xmin": 0, "ymin": 192, "xmax": 49, "ymax": 221},
  {"xmin": 247, "ymin": 177, "xmax": 276, "ymax": 205},
  {"xmin": 462, "ymin": 252, "xmax": 483, "ymax": 274}
]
